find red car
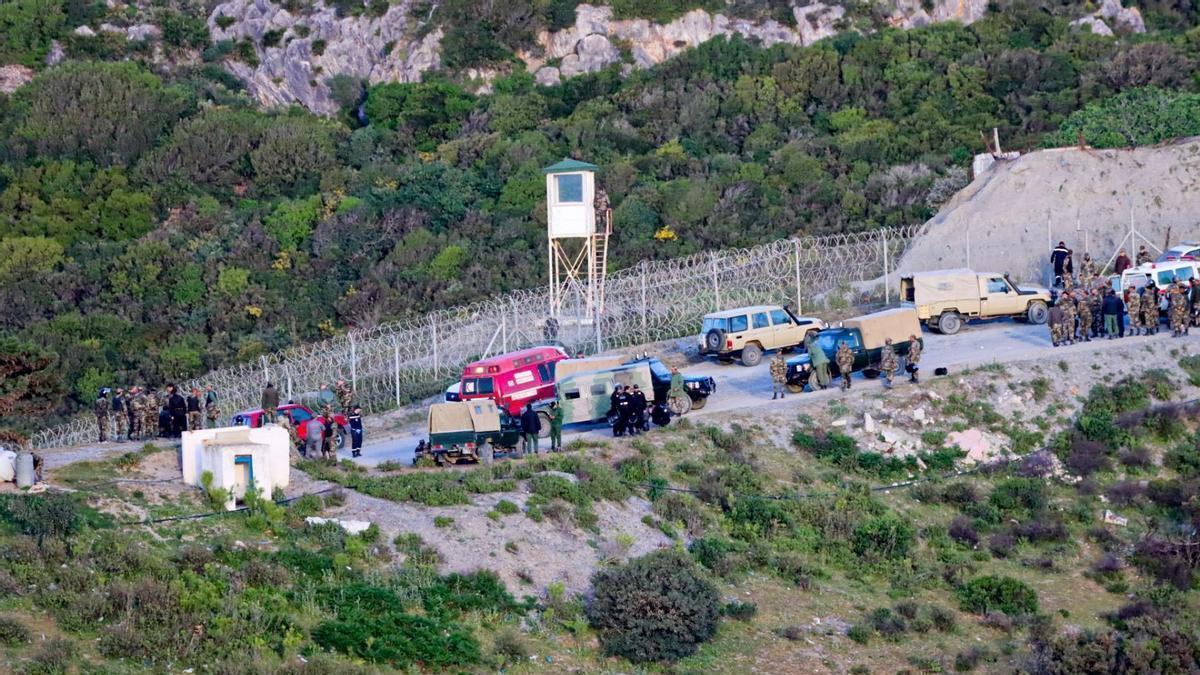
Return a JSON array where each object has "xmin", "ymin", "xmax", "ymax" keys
[{"xmin": 231, "ymin": 403, "xmax": 349, "ymax": 449}]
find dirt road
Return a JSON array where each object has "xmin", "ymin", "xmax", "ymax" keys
[{"xmin": 352, "ymin": 318, "xmax": 1181, "ymax": 466}]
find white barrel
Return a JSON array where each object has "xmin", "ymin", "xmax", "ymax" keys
[{"xmin": 15, "ymin": 452, "xmax": 35, "ymax": 488}]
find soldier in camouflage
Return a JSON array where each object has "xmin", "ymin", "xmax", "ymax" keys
[
  {"xmin": 335, "ymin": 379, "xmax": 354, "ymax": 413},
  {"xmin": 836, "ymin": 341, "xmax": 854, "ymax": 391},
  {"xmin": 95, "ymin": 388, "xmax": 110, "ymax": 442},
  {"xmin": 1141, "ymin": 284, "xmax": 1159, "ymax": 335},
  {"xmin": 769, "ymin": 351, "xmax": 787, "ymax": 400},
  {"xmin": 1089, "ymin": 288, "xmax": 1104, "ymax": 338},
  {"xmin": 204, "ymin": 385, "xmax": 219, "ymax": 428},
  {"xmin": 1074, "ymin": 291, "xmax": 1092, "ymax": 342},
  {"xmin": 1170, "ymin": 281, "xmax": 1189, "ymax": 336},
  {"xmin": 112, "ymin": 387, "xmax": 127, "ymax": 441},
  {"xmin": 905, "ymin": 334, "xmax": 922, "ymax": 383},
  {"xmin": 1079, "ymin": 253, "xmax": 1096, "ymax": 287},
  {"xmin": 1060, "ymin": 290, "xmax": 1077, "ymax": 344},
  {"xmin": 143, "ymin": 388, "xmax": 160, "ymax": 440},
  {"xmin": 1125, "ymin": 287, "xmax": 1142, "ymax": 337},
  {"xmin": 128, "ymin": 387, "xmax": 144, "ymax": 440},
  {"xmin": 879, "ymin": 338, "xmax": 898, "ymax": 389}
]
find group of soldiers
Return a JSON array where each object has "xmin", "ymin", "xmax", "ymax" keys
[
  {"xmin": 94, "ymin": 384, "xmax": 218, "ymax": 443},
  {"xmin": 769, "ymin": 333, "xmax": 923, "ymax": 397},
  {"xmin": 1046, "ymin": 246, "xmax": 1200, "ymax": 345}
]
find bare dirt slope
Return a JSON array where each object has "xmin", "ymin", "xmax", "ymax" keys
[{"xmin": 896, "ymin": 138, "xmax": 1200, "ymax": 283}]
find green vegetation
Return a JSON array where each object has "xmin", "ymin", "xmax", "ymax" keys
[
  {"xmin": 588, "ymin": 549, "xmax": 720, "ymax": 662},
  {"xmin": 6, "ymin": 4, "xmax": 1200, "ymax": 432}
]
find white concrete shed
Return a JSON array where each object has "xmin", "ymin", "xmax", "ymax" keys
[{"xmin": 181, "ymin": 426, "xmax": 290, "ymax": 510}]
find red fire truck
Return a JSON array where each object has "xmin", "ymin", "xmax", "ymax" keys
[{"xmin": 458, "ymin": 346, "xmax": 569, "ymax": 417}]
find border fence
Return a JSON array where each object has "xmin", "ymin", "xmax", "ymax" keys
[{"xmin": 32, "ymin": 224, "xmax": 924, "ymax": 450}]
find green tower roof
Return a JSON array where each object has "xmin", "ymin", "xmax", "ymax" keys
[{"xmin": 543, "ymin": 158, "xmax": 599, "ymax": 174}]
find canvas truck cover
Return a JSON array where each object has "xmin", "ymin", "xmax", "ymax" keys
[
  {"xmin": 553, "ymin": 355, "xmax": 628, "ymax": 381},
  {"xmin": 905, "ymin": 269, "xmax": 980, "ymax": 304},
  {"xmin": 843, "ymin": 308, "xmax": 922, "ymax": 351},
  {"xmin": 428, "ymin": 402, "xmax": 474, "ymax": 434},
  {"xmin": 557, "ymin": 362, "xmax": 653, "ymax": 425},
  {"xmin": 465, "ymin": 400, "xmax": 501, "ymax": 433}
]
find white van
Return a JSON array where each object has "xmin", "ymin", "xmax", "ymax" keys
[{"xmin": 1115, "ymin": 260, "xmax": 1199, "ymax": 310}]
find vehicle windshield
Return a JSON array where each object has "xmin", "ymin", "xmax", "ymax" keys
[
  {"xmin": 462, "ymin": 377, "xmax": 494, "ymax": 395},
  {"xmin": 290, "ymin": 408, "xmax": 312, "ymax": 423},
  {"xmin": 702, "ymin": 317, "xmax": 728, "ymax": 333}
]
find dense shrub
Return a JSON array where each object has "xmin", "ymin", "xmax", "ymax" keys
[
  {"xmin": 987, "ymin": 478, "xmax": 1047, "ymax": 517},
  {"xmin": 852, "ymin": 513, "xmax": 914, "ymax": 560},
  {"xmin": 1065, "ymin": 439, "xmax": 1112, "ymax": 477},
  {"xmin": 956, "ymin": 576, "xmax": 1038, "ymax": 616},
  {"xmin": 948, "ymin": 516, "xmax": 979, "ymax": 547},
  {"xmin": 312, "ymin": 611, "xmax": 481, "ymax": 668},
  {"xmin": 587, "ymin": 549, "xmax": 720, "ymax": 663},
  {"xmin": 0, "ymin": 615, "xmax": 30, "ymax": 645}
]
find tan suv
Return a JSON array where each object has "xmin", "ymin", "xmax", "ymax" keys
[{"xmin": 699, "ymin": 305, "xmax": 826, "ymax": 366}]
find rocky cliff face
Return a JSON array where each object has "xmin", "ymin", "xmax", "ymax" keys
[
  {"xmin": 208, "ymin": 0, "xmax": 440, "ymax": 114},
  {"xmin": 207, "ymin": 0, "xmax": 1144, "ymax": 115}
]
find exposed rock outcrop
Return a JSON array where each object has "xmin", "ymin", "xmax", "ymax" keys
[
  {"xmin": 1069, "ymin": 0, "xmax": 1145, "ymax": 35},
  {"xmin": 207, "ymin": 0, "xmax": 440, "ymax": 114},
  {"xmin": 0, "ymin": 64, "xmax": 34, "ymax": 94},
  {"xmin": 205, "ymin": 0, "xmax": 1147, "ymax": 113}
]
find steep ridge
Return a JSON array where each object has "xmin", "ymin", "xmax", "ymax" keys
[
  {"xmin": 895, "ymin": 138, "xmax": 1200, "ymax": 283},
  {"xmin": 206, "ymin": 0, "xmax": 1144, "ymax": 115}
]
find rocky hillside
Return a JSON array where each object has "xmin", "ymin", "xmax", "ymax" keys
[
  {"xmin": 895, "ymin": 136, "xmax": 1200, "ymax": 283},
  {"xmin": 205, "ymin": 0, "xmax": 1146, "ymax": 114}
]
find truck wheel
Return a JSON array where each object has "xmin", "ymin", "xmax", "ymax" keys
[
  {"xmin": 537, "ymin": 411, "xmax": 552, "ymax": 438},
  {"xmin": 704, "ymin": 329, "xmax": 725, "ymax": 353},
  {"xmin": 669, "ymin": 395, "xmax": 693, "ymax": 416},
  {"xmin": 741, "ymin": 343, "xmax": 763, "ymax": 367},
  {"xmin": 862, "ymin": 368, "xmax": 880, "ymax": 379},
  {"xmin": 787, "ymin": 383, "xmax": 805, "ymax": 394},
  {"xmin": 937, "ymin": 312, "xmax": 962, "ymax": 335},
  {"xmin": 689, "ymin": 395, "xmax": 707, "ymax": 410},
  {"xmin": 336, "ymin": 426, "xmax": 347, "ymax": 450},
  {"xmin": 1026, "ymin": 301, "xmax": 1048, "ymax": 325}
]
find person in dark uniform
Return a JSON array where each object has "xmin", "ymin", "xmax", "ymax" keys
[
  {"xmin": 157, "ymin": 402, "xmax": 172, "ymax": 438},
  {"xmin": 630, "ymin": 385, "xmax": 648, "ymax": 435},
  {"xmin": 349, "ymin": 405, "xmax": 364, "ymax": 457},
  {"xmin": 610, "ymin": 387, "xmax": 624, "ymax": 436},
  {"xmin": 167, "ymin": 385, "xmax": 187, "ymax": 437},
  {"xmin": 612, "ymin": 386, "xmax": 630, "ymax": 437}
]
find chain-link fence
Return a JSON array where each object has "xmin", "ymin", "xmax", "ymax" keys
[{"xmin": 32, "ymin": 224, "xmax": 924, "ymax": 450}]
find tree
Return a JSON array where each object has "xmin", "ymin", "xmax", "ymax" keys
[
  {"xmin": 0, "ymin": 337, "xmax": 64, "ymax": 445},
  {"xmin": 364, "ymin": 79, "xmax": 475, "ymax": 151},
  {"xmin": 14, "ymin": 62, "xmax": 192, "ymax": 167},
  {"xmin": 251, "ymin": 116, "xmax": 343, "ymax": 196},
  {"xmin": 587, "ymin": 549, "xmax": 720, "ymax": 663}
]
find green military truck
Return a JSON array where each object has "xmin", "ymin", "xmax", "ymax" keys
[
  {"xmin": 416, "ymin": 400, "xmax": 522, "ymax": 466},
  {"xmin": 785, "ymin": 308, "xmax": 923, "ymax": 391},
  {"xmin": 546, "ymin": 355, "xmax": 716, "ymax": 432}
]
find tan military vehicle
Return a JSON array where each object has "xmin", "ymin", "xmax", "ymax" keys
[
  {"xmin": 699, "ymin": 305, "xmax": 826, "ymax": 366},
  {"xmin": 900, "ymin": 269, "xmax": 1051, "ymax": 335}
]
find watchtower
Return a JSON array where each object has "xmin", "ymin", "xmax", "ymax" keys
[{"xmin": 544, "ymin": 158, "xmax": 611, "ymax": 321}]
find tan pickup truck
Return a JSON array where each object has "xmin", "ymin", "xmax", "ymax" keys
[
  {"xmin": 900, "ymin": 269, "xmax": 1051, "ymax": 335},
  {"xmin": 699, "ymin": 305, "xmax": 826, "ymax": 366}
]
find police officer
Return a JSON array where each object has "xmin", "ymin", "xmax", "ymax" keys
[
  {"xmin": 349, "ymin": 405, "xmax": 364, "ymax": 457},
  {"xmin": 630, "ymin": 385, "xmax": 648, "ymax": 434}
]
